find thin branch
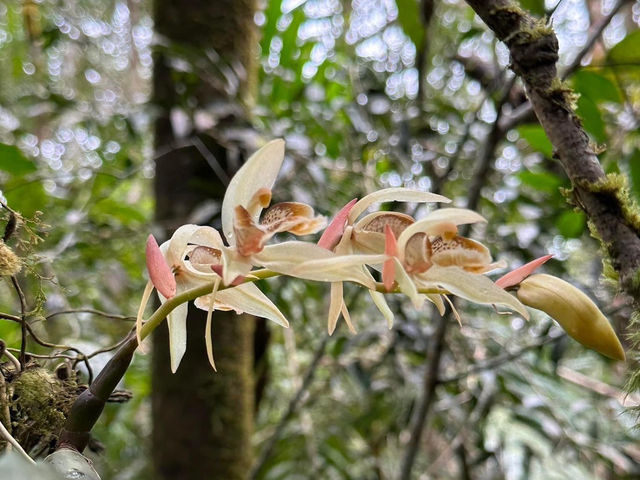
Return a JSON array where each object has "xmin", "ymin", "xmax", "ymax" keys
[
  {"xmin": 560, "ymin": 0, "xmax": 632, "ymax": 80},
  {"xmin": 0, "ymin": 312, "xmax": 22, "ymax": 323},
  {"xmin": 10, "ymin": 276, "xmax": 28, "ymax": 369},
  {"xmin": 0, "ymin": 418, "xmax": 35, "ymax": 465},
  {"xmin": 439, "ymin": 335, "xmax": 559, "ymax": 384},
  {"xmin": 498, "ymin": 0, "xmax": 629, "ymax": 133},
  {"xmin": 250, "ymin": 335, "xmax": 329, "ymax": 479},
  {"xmin": 399, "ymin": 312, "xmax": 448, "ymax": 480},
  {"xmin": 0, "ymin": 340, "xmax": 22, "ymax": 372},
  {"xmin": 45, "ymin": 309, "xmax": 135, "ymax": 322}
]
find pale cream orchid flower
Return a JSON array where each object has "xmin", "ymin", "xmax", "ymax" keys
[
  {"xmin": 381, "ymin": 208, "xmax": 529, "ymax": 322},
  {"xmin": 139, "ymin": 226, "xmax": 290, "ymax": 372},
  {"xmin": 305, "ymin": 188, "xmax": 452, "ymax": 334},
  {"xmin": 139, "ymin": 140, "xmax": 382, "ymax": 371},
  {"xmin": 302, "ymin": 202, "xmax": 530, "ymax": 330}
]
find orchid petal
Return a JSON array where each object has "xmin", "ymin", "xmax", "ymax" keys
[
  {"xmin": 397, "ymin": 208, "xmax": 486, "ymax": 256},
  {"xmin": 261, "ymin": 202, "xmax": 327, "ymax": 235},
  {"xmin": 163, "ymin": 224, "xmax": 201, "ymax": 266},
  {"xmin": 418, "ymin": 265, "xmax": 529, "ymax": 319},
  {"xmin": 383, "ymin": 225, "xmax": 398, "ymax": 291},
  {"xmin": 351, "ymin": 211, "xmax": 414, "ymax": 254},
  {"xmin": 135, "ymin": 280, "xmax": 154, "ymax": 353},
  {"xmin": 430, "ymin": 236, "xmax": 494, "ymax": 272},
  {"xmin": 195, "ymin": 282, "xmax": 289, "ymax": 328},
  {"xmin": 348, "ymin": 187, "xmax": 450, "ymax": 224},
  {"xmin": 327, "ymin": 282, "xmax": 344, "ymax": 335},
  {"xmin": 393, "ymin": 258, "xmax": 424, "ymax": 308},
  {"xmin": 443, "ymin": 295, "xmax": 462, "ymax": 327},
  {"xmin": 341, "ymin": 302, "xmax": 356, "ymax": 334},
  {"xmin": 146, "ymin": 235, "xmax": 176, "ymax": 298},
  {"xmin": 221, "ymin": 139, "xmax": 285, "ymax": 244},
  {"xmin": 318, "ymin": 198, "xmax": 358, "ymax": 250},
  {"xmin": 167, "ymin": 300, "xmax": 188, "ymax": 373},
  {"xmin": 495, "ymin": 254, "xmax": 554, "ymax": 289},
  {"xmin": 256, "ymin": 242, "xmax": 378, "ymax": 288},
  {"xmin": 370, "ymin": 290, "xmax": 394, "ymax": 329},
  {"xmin": 426, "ymin": 293, "xmax": 446, "ymax": 315},
  {"xmin": 219, "ymin": 247, "xmax": 254, "ymax": 287},
  {"xmin": 204, "ymin": 279, "xmax": 220, "ymax": 372}
]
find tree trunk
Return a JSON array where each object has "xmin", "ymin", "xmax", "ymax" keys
[{"xmin": 151, "ymin": 1, "xmax": 258, "ymax": 478}]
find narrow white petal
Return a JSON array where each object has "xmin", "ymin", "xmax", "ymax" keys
[
  {"xmin": 214, "ymin": 282, "xmax": 290, "ymax": 328},
  {"xmin": 135, "ymin": 280, "xmax": 155, "ymax": 353},
  {"xmin": 255, "ymin": 242, "xmax": 377, "ymax": 288},
  {"xmin": 221, "ymin": 139, "xmax": 285, "ymax": 244},
  {"xmin": 327, "ymin": 282, "xmax": 343, "ymax": 335},
  {"xmin": 348, "ymin": 188, "xmax": 450, "ymax": 224},
  {"xmin": 393, "ymin": 258, "xmax": 424, "ymax": 308},
  {"xmin": 205, "ymin": 279, "xmax": 220, "ymax": 372},
  {"xmin": 443, "ymin": 295, "xmax": 462, "ymax": 327},
  {"xmin": 369, "ymin": 290, "xmax": 394, "ymax": 329},
  {"xmin": 426, "ymin": 294, "xmax": 446, "ymax": 315},
  {"xmin": 341, "ymin": 302, "xmax": 357, "ymax": 334},
  {"xmin": 167, "ymin": 301, "xmax": 188, "ymax": 373},
  {"xmin": 419, "ymin": 265, "xmax": 529, "ymax": 319}
]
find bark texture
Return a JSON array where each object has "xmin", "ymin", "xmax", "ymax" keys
[
  {"xmin": 465, "ymin": 0, "xmax": 640, "ymax": 302},
  {"xmin": 152, "ymin": 0, "xmax": 258, "ymax": 478}
]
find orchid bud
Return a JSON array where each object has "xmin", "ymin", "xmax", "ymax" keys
[{"xmin": 516, "ymin": 274, "xmax": 625, "ymax": 361}]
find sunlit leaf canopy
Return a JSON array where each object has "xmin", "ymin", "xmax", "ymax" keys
[{"xmin": 0, "ymin": 0, "xmax": 639, "ymax": 478}]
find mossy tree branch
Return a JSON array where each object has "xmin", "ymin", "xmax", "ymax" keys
[{"xmin": 464, "ymin": 0, "xmax": 640, "ymax": 302}]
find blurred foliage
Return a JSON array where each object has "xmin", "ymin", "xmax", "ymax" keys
[{"xmin": 0, "ymin": 0, "xmax": 639, "ymax": 479}]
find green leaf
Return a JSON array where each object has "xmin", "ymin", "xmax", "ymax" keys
[
  {"xmin": 518, "ymin": 0, "xmax": 545, "ymax": 16},
  {"xmin": 629, "ymin": 150, "xmax": 640, "ymax": 201},
  {"xmin": 571, "ymin": 70, "xmax": 621, "ymax": 104},
  {"xmin": 608, "ymin": 29, "xmax": 640, "ymax": 66},
  {"xmin": 556, "ymin": 210, "xmax": 585, "ymax": 238},
  {"xmin": 90, "ymin": 197, "xmax": 147, "ymax": 225},
  {"xmin": 3, "ymin": 179, "xmax": 46, "ymax": 216},
  {"xmin": 396, "ymin": 0, "xmax": 425, "ymax": 47},
  {"xmin": 0, "ymin": 143, "xmax": 36, "ymax": 175},
  {"xmin": 517, "ymin": 171, "xmax": 563, "ymax": 194},
  {"xmin": 517, "ymin": 125, "xmax": 553, "ymax": 157},
  {"xmin": 576, "ymin": 96, "xmax": 606, "ymax": 143}
]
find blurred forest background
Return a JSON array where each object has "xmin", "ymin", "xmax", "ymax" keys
[{"xmin": 1, "ymin": 0, "xmax": 640, "ymax": 478}]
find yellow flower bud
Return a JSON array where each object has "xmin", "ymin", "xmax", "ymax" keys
[{"xmin": 516, "ymin": 274, "xmax": 625, "ymax": 361}]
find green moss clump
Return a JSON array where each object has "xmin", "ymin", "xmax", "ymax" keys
[
  {"xmin": 583, "ymin": 173, "xmax": 640, "ymax": 237},
  {"xmin": 8, "ymin": 367, "xmax": 78, "ymax": 456}
]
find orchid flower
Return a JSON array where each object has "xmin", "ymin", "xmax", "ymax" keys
[
  {"xmin": 380, "ymin": 207, "xmax": 528, "ymax": 321},
  {"xmin": 140, "ymin": 228, "xmax": 289, "ymax": 372},
  {"xmin": 306, "ymin": 188, "xmax": 452, "ymax": 334},
  {"xmin": 302, "ymin": 201, "xmax": 530, "ymax": 330},
  {"xmin": 138, "ymin": 140, "xmax": 382, "ymax": 371}
]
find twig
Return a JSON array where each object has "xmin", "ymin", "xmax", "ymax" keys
[
  {"xmin": 561, "ymin": 0, "xmax": 632, "ymax": 80},
  {"xmin": 250, "ymin": 335, "xmax": 330, "ymax": 479},
  {"xmin": 439, "ymin": 335, "xmax": 559, "ymax": 384},
  {"xmin": 399, "ymin": 312, "xmax": 448, "ymax": 480},
  {"xmin": 0, "ymin": 418, "xmax": 35, "ymax": 464},
  {"xmin": 45, "ymin": 309, "xmax": 135, "ymax": 322},
  {"xmin": 0, "ymin": 339, "xmax": 22, "ymax": 372},
  {"xmin": 10, "ymin": 276, "xmax": 28, "ymax": 369},
  {"xmin": 0, "ymin": 312, "xmax": 22, "ymax": 323},
  {"xmin": 498, "ymin": 0, "xmax": 629, "ymax": 133}
]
